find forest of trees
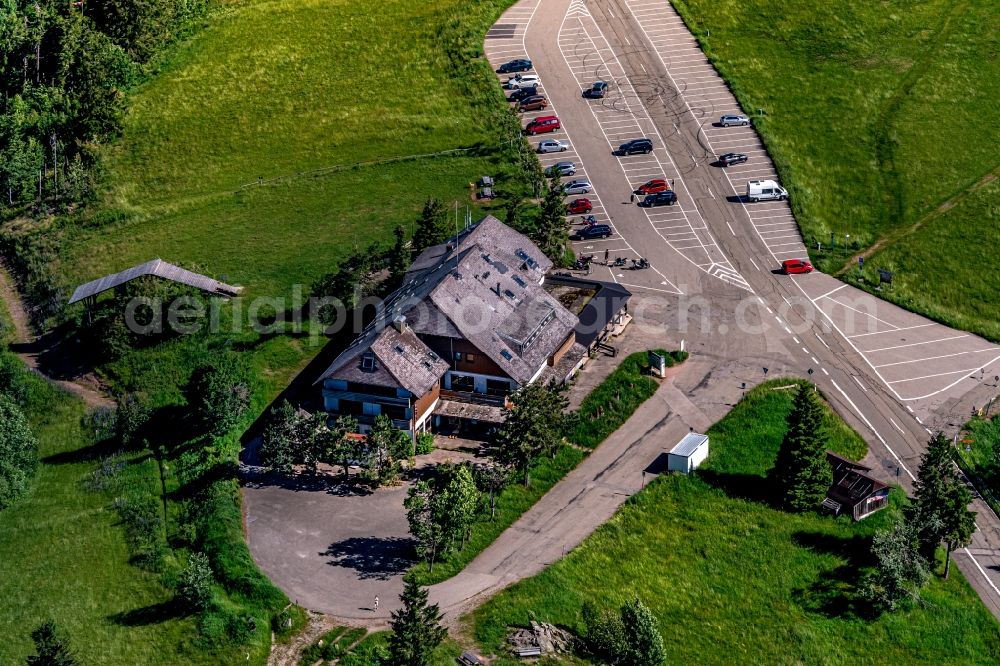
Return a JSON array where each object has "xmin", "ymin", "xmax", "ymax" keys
[{"xmin": 0, "ymin": 0, "xmax": 207, "ymax": 210}]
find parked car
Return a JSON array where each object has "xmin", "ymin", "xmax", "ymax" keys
[
  {"xmin": 497, "ymin": 58, "xmax": 532, "ymax": 74},
  {"xmin": 781, "ymin": 259, "xmax": 813, "ymax": 275},
  {"xmin": 616, "ymin": 138, "xmax": 653, "ymax": 155},
  {"xmin": 718, "ymin": 152, "xmax": 748, "ymax": 167},
  {"xmin": 746, "ymin": 179, "xmax": 787, "ymax": 202},
  {"xmin": 506, "ymin": 74, "xmax": 540, "ymax": 89},
  {"xmin": 525, "ymin": 115, "xmax": 560, "ymax": 135},
  {"xmin": 572, "ymin": 224, "xmax": 612, "ymax": 240},
  {"xmin": 518, "ymin": 95, "xmax": 549, "ymax": 112},
  {"xmin": 545, "ymin": 161, "xmax": 576, "ymax": 176},
  {"xmin": 508, "ymin": 86, "xmax": 538, "ymax": 102},
  {"xmin": 719, "ymin": 114, "xmax": 750, "ymax": 127},
  {"xmin": 568, "ymin": 198, "xmax": 593, "ymax": 214},
  {"xmin": 537, "ymin": 139, "xmax": 570, "ymax": 153},
  {"xmin": 634, "ymin": 178, "xmax": 669, "ymax": 195},
  {"xmin": 563, "ymin": 179, "xmax": 592, "ymax": 195},
  {"xmin": 639, "ymin": 190, "xmax": 678, "ymax": 207},
  {"xmin": 583, "ymin": 81, "xmax": 609, "ymax": 98}
]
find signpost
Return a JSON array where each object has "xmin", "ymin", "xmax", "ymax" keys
[
  {"xmin": 649, "ymin": 351, "xmax": 667, "ymax": 378},
  {"xmin": 877, "ymin": 268, "xmax": 893, "ymax": 291}
]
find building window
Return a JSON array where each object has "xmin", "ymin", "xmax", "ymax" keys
[
  {"xmin": 465, "ymin": 353, "xmax": 475, "ymax": 362},
  {"xmin": 454, "ymin": 352, "xmax": 462, "ymax": 361},
  {"xmin": 451, "ymin": 374, "xmax": 474, "ymax": 392}
]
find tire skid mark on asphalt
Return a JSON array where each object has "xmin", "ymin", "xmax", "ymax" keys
[{"xmin": 557, "ymin": 1, "xmax": 751, "ymax": 292}]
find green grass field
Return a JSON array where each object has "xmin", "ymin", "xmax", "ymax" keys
[
  {"xmin": 469, "ymin": 380, "xmax": 1000, "ymax": 664},
  {"xmin": 0, "ymin": 375, "xmax": 230, "ymax": 664},
  {"xmin": 671, "ymin": 0, "xmax": 1000, "ymax": 341},
  {"xmin": 57, "ymin": 0, "xmax": 521, "ymax": 296}
]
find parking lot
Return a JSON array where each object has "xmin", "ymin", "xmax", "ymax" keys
[{"xmin": 621, "ymin": 0, "xmax": 808, "ymax": 264}]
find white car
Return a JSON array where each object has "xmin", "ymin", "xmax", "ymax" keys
[
  {"xmin": 537, "ymin": 139, "xmax": 569, "ymax": 153},
  {"xmin": 563, "ymin": 179, "xmax": 592, "ymax": 195},
  {"xmin": 506, "ymin": 74, "xmax": 540, "ymax": 89},
  {"xmin": 719, "ymin": 114, "xmax": 750, "ymax": 127}
]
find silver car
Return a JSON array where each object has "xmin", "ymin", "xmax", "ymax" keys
[
  {"xmin": 563, "ymin": 179, "xmax": 592, "ymax": 195},
  {"xmin": 537, "ymin": 139, "xmax": 570, "ymax": 153},
  {"xmin": 545, "ymin": 161, "xmax": 577, "ymax": 176},
  {"xmin": 719, "ymin": 114, "xmax": 750, "ymax": 127}
]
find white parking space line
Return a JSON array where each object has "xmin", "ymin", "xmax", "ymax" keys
[{"xmin": 863, "ymin": 334, "xmax": 969, "ymax": 354}]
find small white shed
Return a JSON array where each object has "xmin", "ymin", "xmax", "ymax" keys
[{"xmin": 668, "ymin": 432, "xmax": 709, "ymax": 473}]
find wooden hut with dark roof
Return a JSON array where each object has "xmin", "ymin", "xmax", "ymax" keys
[{"xmin": 822, "ymin": 451, "xmax": 890, "ymax": 521}]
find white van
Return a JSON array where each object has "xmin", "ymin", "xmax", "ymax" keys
[{"xmin": 746, "ymin": 179, "xmax": 788, "ymax": 202}]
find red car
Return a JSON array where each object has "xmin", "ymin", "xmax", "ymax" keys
[
  {"xmin": 634, "ymin": 179, "xmax": 670, "ymax": 195},
  {"xmin": 525, "ymin": 115, "xmax": 560, "ymax": 135},
  {"xmin": 567, "ymin": 198, "xmax": 593, "ymax": 214},
  {"xmin": 781, "ymin": 259, "xmax": 813, "ymax": 275}
]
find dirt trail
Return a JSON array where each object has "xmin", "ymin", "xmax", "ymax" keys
[
  {"xmin": 836, "ymin": 164, "xmax": 1000, "ymax": 276},
  {"xmin": 267, "ymin": 612, "xmax": 369, "ymax": 666},
  {"xmin": 0, "ymin": 265, "xmax": 113, "ymax": 409}
]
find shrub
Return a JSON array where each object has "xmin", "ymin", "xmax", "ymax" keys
[
  {"xmin": 185, "ymin": 353, "xmax": 253, "ymax": 437},
  {"xmin": 415, "ymin": 432, "xmax": 435, "ymax": 456},
  {"xmin": 0, "ymin": 395, "xmax": 39, "ymax": 510},
  {"xmin": 177, "ymin": 551, "xmax": 215, "ymax": 612}
]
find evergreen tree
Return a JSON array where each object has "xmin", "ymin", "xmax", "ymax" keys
[
  {"xmin": 532, "ymin": 173, "xmax": 569, "ymax": 263},
  {"xmin": 0, "ymin": 395, "xmax": 38, "ymax": 510},
  {"xmin": 493, "ymin": 380, "xmax": 571, "ymax": 487},
  {"xmin": 388, "ymin": 224, "xmax": 412, "ymax": 283},
  {"xmin": 620, "ymin": 597, "xmax": 666, "ymax": 666},
  {"xmin": 861, "ymin": 519, "xmax": 929, "ymax": 612},
  {"xmin": 941, "ymin": 479, "xmax": 976, "ymax": 579},
  {"xmin": 767, "ymin": 384, "xmax": 832, "ymax": 511},
  {"xmin": 387, "ymin": 579, "xmax": 447, "ymax": 666},
  {"xmin": 907, "ymin": 432, "xmax": 956, "ymax": 559},
  {"xmin": 412, "ymin": 197, "xmax": 452, "ymax": 251},
  {"xmin": 27, "ymin": 619, "xmax": 77, "ymax": 666}
]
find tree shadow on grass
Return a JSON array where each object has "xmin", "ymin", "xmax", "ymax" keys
[
  {"xmin": 109, "ymin": 599, "xmax": 184, "ymax": 627},
  {"xmin": 321, "ymin": 536, "xmax": 415, "ymax": 581},
  {"xmin": 791, "ymin": 530, "xmax": 876, "ymax": 620},
  {"xmin": 697, "ymin": 469, "xmax": 780, "ymax": 508},
  {"xmin": 41, "ymin": 437, "xmax": 126, "ymax": 465}
]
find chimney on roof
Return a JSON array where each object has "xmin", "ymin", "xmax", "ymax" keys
[{"xmin": 392, "ymin": 315, "xmax": 407, "ymax": 333}]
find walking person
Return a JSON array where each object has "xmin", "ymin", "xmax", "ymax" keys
[
  {"xmin": 630, "ymin": 192, "xmax": 635, "ymax": 203},
  {"xmin": 604, "ymin": 248, "xmax": 610, "ymax": 265},
  {"xmin": 373, "ymin": 595, "xmax": 379, "ymax": 613}
]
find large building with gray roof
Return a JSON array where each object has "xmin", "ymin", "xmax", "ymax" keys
[{"xmin": 316, "ymin": 216, "xmax": 611, "ymax": 439}]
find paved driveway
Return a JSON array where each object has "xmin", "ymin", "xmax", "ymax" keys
[{"xmin": 243, "ymin": 476, "xmax": 413, "ymax": 621}]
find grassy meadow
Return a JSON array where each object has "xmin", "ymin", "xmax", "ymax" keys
[
  {"xmin": 671, "ymin": 0, "xmax": 1000, "ymax": 341},
  {"xmin": 0, "ymin": 374, "xmax": 230, "ymax": 665},
  {"xmin": 469, "ymin": 380, "xmax": 1000, "ymax": 664},
  {"xmin": 58, "ymin": 0, "xmax": 524, "ymax": 297}
]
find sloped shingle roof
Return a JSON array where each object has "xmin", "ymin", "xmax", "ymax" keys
[{"xmin": 68, "ymin": 258, "xmax": 240, "ymax": 304}]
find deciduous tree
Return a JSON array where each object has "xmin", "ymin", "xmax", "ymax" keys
[
  {"xmin": 475, "ymin": 460, "xmax": 514, "ymax": 519},
  {"xmin": 185, "ymin": 353, "xmax": 252, "ymax": 437},
  {"xmin": 767, "ymin": 384, "xmax": 832, "ymax": 511},
  {"xmin": 861, "ymin": 519, "xmax": 929, "ymax": 612},
  {"xmin": 493, "ymin": 380, "xmax": 571, "ymax": 487},
  {"xmin": 404, "ymin": 480, "xmax": 448, "ymax": 572}
]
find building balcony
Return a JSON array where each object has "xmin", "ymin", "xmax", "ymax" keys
[{"xmin": 439, "ymin": 388, "xmax": 508, "ymax": 408}]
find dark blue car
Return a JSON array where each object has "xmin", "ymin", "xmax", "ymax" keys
[
  {"xmin": 572, "ymin": 224, "xmax": 612, "ymax": 240},
  {"xmin": 498, "ymin": 59, "xmax": 532, "ymax": 74}
]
